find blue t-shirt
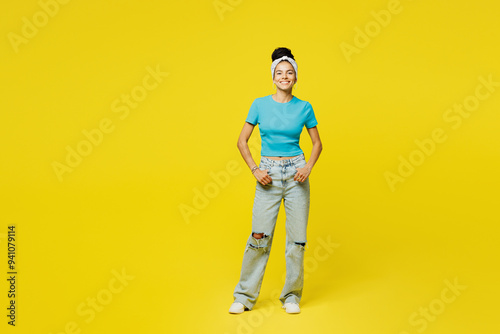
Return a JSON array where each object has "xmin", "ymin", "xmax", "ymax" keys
[{"xmin": 245, "ymin": 94, "xmax": 318, "ymax": 156}]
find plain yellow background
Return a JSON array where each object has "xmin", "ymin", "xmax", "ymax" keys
[{"xmin": 1, "ymin": 0, "xmax": 499, "ymax": 333}]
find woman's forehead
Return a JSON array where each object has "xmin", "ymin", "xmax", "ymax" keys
[{"xmin": 275, "ymin": 61, "xmax": 294, "ymax": 70}]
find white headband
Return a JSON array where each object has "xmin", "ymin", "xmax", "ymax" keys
[{"xmin": 271, "ymin": 56, "xmax": 298, "ymax": 80}]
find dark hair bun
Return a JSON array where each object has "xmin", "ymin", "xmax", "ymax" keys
[{"xmin": 271, "ymin": 47, "xmax": 295, "ymax": 61}]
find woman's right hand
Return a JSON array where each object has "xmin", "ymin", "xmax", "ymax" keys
[{"xmin": 253, "ymin": 168, "xmax": 272, "ymax": 186}]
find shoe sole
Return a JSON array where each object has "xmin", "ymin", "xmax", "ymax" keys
[
  {"xmin": 229, "ymin": 305, "xmax": 249, "ymax": 314},
  {"xmin": 283, "ymin": 304, "xmax": 301, "ymax": 314}
]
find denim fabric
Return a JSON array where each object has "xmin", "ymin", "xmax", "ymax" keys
[{"xmin": 233, "ymin": 153, "xmax": 310, "ymax": 310}]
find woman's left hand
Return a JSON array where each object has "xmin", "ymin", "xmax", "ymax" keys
[{"xmin": 294, "ymin": 166, "xmax": 311, "ymax": 182}]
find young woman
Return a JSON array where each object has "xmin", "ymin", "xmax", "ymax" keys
[{"xmin": 229, "ymin": 47, "xmax": 323, "ymax": 314}]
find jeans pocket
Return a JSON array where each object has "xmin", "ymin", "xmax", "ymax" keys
[
  {"xmin": 294, "ymin": 160, "xmax": 307, "ymax": 170},
  {"xmin": 259, "ymin": 161, "xmax": 272, "ymax": 173}
]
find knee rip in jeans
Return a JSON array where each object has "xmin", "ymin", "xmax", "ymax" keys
[
  {"xmin": 294, "ymin": 241, "xmax": 306, "ymax": 249},
  {"xmin": 248, "ymin": 232, "xmax": 271, "ymax": 251},
  {"xmin": 252, "ymin": 232, "xmax": 268, "ymax": 239}
]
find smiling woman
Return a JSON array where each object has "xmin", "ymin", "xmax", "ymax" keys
[{"xmin": 230, "ymin": 47, "xmax": 323, "ymax": 315}]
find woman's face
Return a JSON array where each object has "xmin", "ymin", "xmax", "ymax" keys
[{"xmin": 273, "ymin": 61, "xmax": 296, "ymax": 91}]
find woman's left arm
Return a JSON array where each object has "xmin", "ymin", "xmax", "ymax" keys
[
  {"xmin": 305, "ymin": 126, "xmax": 322, "ymax": 172},
  {"xmin": 294, "ymin": 126, "xmax": 322, "ymax": 182}
]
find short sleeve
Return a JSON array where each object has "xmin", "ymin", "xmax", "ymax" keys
[
  {"xmin": 304, "ymin": 102, "xmax": 318, "ymax": 128},
  {"xmin": 245, "ymin": 99, "xmax": 259, "ymax": 125}
]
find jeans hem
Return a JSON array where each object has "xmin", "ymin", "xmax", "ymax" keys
[
  {"xmin": 233, "ymin": 298, "xmax": 254, "ymax": 311},
  {"xmin": 280, "ymin": 295, "xmax": 301, "ymax": 306}
]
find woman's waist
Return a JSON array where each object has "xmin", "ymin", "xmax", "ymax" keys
[{"xmin": 260, "ymin": 153, "xmax": 305, "ymax": 166}]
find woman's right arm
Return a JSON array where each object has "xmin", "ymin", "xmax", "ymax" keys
[{"xmin": 236, "ymin": 122, "xmax": 272, "ymax": 186}]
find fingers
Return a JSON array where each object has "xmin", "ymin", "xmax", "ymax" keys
[
  {"xmin": 294, "ymin": 171, "xmax": 309, "ymax": 182},
  {"xmin": 256, "ymin": 166, "xmax": 309, "ymax": 185},
  {"xmin": 262, "ymin": 170, "xmax": 272, "ymax": 185},
  {"xmin": 256, "ymin": 169, "xmax": 272, "ymax": 186},
  {"xmin": 260, "ymin": 178, "xmax": 271, "ymax": 186}
]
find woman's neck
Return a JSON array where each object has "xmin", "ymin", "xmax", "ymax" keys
[{"xmin": 272, "ymin": 91, "xmax": 294, "ymax": 103}]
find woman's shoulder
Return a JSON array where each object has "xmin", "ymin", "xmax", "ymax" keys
[{"xmin": 291, "ymin": 95, "xmax": 313, "ymax": 108}]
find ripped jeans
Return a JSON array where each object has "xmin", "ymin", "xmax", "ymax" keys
[{"xmin": 232, "ymin": 153, "xmax": 310, "ymax": 310}]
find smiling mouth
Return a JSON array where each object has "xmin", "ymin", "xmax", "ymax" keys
[{"xmin": 280, "ymin": 81, "xmax": 290, "ymax": 85}]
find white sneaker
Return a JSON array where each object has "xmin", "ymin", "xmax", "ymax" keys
[
  {"xmin": 282, "ymin": 302, "xmax": 300, "ymax": 314},
  {"xmin": 229, "ymin": 302, "xmax": 247, "ymax": 314}
]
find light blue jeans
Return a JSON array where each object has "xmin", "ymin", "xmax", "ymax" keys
[{"xmin": 233, "ymin": 153, "xmax": 310, "ymax": 310}]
